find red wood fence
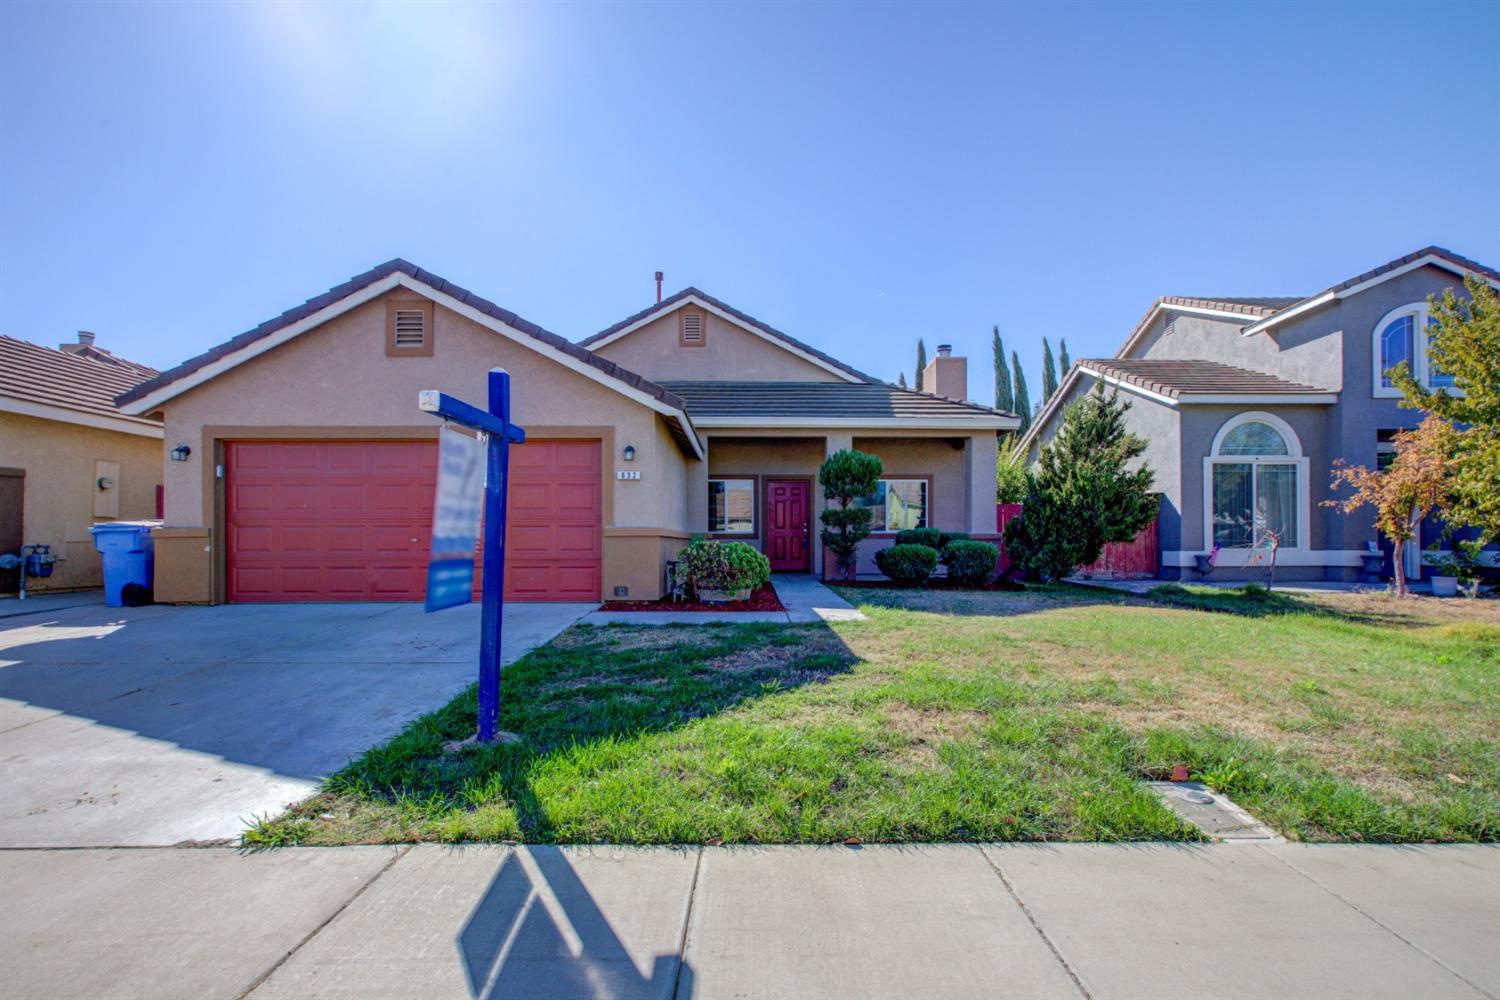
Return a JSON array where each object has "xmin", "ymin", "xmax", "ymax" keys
[{"xmin": 995, "ymin": 503, "xmax": 1160, "ymax": 579}]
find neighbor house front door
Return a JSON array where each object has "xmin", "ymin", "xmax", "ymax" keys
[{"xmin": 765, "ymin": 479, "xmax": 810, "ymax": 571}]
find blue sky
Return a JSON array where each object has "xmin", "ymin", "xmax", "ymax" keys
[{"xmin": 3, "ymin": 1, "xmax": 1497, "ymax": 404}]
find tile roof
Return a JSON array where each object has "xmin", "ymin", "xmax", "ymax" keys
[
  {"xmin": 1080, "ymin": 359, "xmax": 1332, "ymax": 399},
  {"xmin": 115, "ymin": 258, "xmax": 690, "ymax": 414},
  {"xmin": 659, "ymin": 380, "xmax": 1015, "ymax": 422},
  {"xmin": 581, "ymin": 288, "xmax": 879, "ymax": 384},
  {"xmin": 1167, "ymin": 296, "xmax": 1304, "ymax": 314},
  {"xmin": 0, "ymin": 335, "xmax": 162, "ymax": 427}
]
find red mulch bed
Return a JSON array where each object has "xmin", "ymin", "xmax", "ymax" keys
[
  {"xmin": 834, "ymin": 577, "xmax": 1026, "ymax": 592},
  {"xmin": 599, "ymin": 584, "xmax": 785, "ymax": 613}
]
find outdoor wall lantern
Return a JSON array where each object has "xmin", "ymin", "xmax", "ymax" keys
[
  {"xmin": 170, "ymin": 444, "xmax": 192, "ymax": 461},
  {"xmin": 622, "ymin": 445, "xmax": 636, "ymax": 462}
]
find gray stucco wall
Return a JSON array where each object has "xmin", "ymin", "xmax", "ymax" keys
[
  {"xmin": 1133, "ymin": 311, "xmax": 1342, "ymax": 392},
  {"xmin": 1265, "ymin": 264, "xmax": 1466, "ymax": 554}
]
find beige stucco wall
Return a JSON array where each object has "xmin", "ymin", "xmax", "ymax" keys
[
  {"xmin": 0, "ymin": 412, "xmax": 162, "ymax": 592},
  {"xmin": 148, "ymin": 289, "xmax": 696, "ymax": 602},
  {"xmin": 592, "ymin": 306, "xmax": 845, "ymax": 382}
]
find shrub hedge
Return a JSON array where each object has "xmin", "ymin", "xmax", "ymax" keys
[
  {"xmin": 679, "ymin": 538, "xmax": 771, "ymax": 593},
  {"xmin": 893, "ymin": 527, "xmax": 943, "ymax": 550},
  {"xmin": 941, "ymin": 539, "xmax": 999, "ymax": 586},
  {"xmin": 874, "ymin": 543, "xmax": 939, "ymax": 586}
]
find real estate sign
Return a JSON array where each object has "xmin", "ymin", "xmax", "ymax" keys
[{"xmin": 425, "ymin": 423, "xmax": 486, "ymax": 612}]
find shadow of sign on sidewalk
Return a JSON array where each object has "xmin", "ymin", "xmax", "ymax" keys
[{"xmin": 459, "ymin": 847, "xmax": 691, "ymax": 1000}]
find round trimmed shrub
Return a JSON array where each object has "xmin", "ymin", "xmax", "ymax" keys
[
  {"xmin": 941, "ymin": 539, "xmax": 999, "ymax": 587},
  {"xmin": 938, "ymin": 530, "xmax": 971, "ymax": 550},
  {"xmin": 875, "ymin": 543, "xmax": 939, "ymax": 586},
  {"xmin": 679, "ymin": 538, "xmax": 771, "ymax": 593},
  {"xmin": 894, "ymin": 527, "xmax": 943, "ymax": 551}
]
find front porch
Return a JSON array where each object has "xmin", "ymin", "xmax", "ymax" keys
[{"xmin": 690, "ymin": 431, "xmax": 1000, "ymax": 580}]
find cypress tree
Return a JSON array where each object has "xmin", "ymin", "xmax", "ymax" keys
[
  {"xmin": 1059, "ymin": 339, "xmax": 1071, "ymax": 377},
  {"xmin": 1012, "ymin": 350, "xmax": 1032, "ymax": 434},
  {"xmin": 1042, "ymin": 338, "xmax": 1059, "ymax": 402},
  {"xmin": 898, "ymin": 372, "xmax": 907, "ymax": 388},
  {"xmin": 915, "ymin": 339, "xmax": 928, "ymax": 392},
  {"xmin": 993, "ymin": 326, "xmax": 1014, "ymax": 412}
]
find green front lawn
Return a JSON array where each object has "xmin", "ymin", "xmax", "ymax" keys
[{"xmin": 245, "ymin": 584, "xmax": 1499, "ymax": 846}]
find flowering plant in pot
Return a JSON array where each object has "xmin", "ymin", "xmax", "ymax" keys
[{"xmin": 679, "ymin": 537, "xmax": 771, "ymax": 602}]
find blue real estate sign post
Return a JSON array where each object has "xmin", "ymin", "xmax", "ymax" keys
[{"xmin": 419, "ymin": 368, "xmax": 526, "ymax": 744}]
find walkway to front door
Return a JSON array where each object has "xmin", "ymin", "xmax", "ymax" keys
[{"xmin": 765, "ymin": 479, "xmax": 809, "ymax": 572}]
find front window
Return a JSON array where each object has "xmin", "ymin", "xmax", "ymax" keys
[
  {"xmin": 1208, "ymin": 416, "xmax": 1301, "ymax": 549},
  {"xmin": 1375, "ymin": 304, "xmax": 1455, "ymax": 395},
  {"xmin": 859, "ymin": 479, "xmax": 929, "ymax": 531},
  {"xmin": 708, "ymin": 479, "xmax": 754, "ymax": 533}
]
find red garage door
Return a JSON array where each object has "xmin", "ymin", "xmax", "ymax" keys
[{"xmin": 225, "ymin": 439, "xmax": 601, "ymax": 603}]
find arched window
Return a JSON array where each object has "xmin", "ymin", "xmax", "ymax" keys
[
  {"xmin": 1205, "ymin": 412, "xmax": 1308, "ymax": 553},
  {"xmin": 1373, "ymin": 303, "xmax": 1453, "ymax": 396}
]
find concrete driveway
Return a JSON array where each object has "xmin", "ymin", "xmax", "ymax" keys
[{"xmin": 0, "ymin": 595, "xmax": 593, "ymax": 847}]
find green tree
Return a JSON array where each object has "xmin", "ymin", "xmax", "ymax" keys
[
  {"xmin": 1059, "ymin": 339, "xmax": 1071, "ymax": 377},
  {"xmin": 897, "ymin": 372, "xmax": 907, "ymax": 388},
  {"xmin": 1392, "ymin": 275, "xmax": 1500, "ymax": 542},
  {"xmin": 1042, "ymin": 338, "xmax": 1059, "ymax": 402},
  {"xmin": 1011, "ymin": 351, "xmax": 1032, "ymax": 435},
  {"xmin": 995, "ymin": 447, "xmax": 1027, "ymax": 503},
  {"xmin": 915, "ymin": 339, "xmax": 928, "ymax": 392},
  {"xmin": 993, "ymin": 326, "xmax": 1013, "ymax": 412},
  {"xmin": 1003, "ymin": 384, "xmax": 1157, "ymax": 581},
  {"xmin": 818, "ymin": 448, "xmax": 883, "ymax": 580}
]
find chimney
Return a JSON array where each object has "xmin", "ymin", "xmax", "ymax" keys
[
  {"xmin": 922, "ymin": 344, "xmax": 968, "ymax": 401},
  {"xmin": 654, "ymin": 271, "xmax": 663, "ymax": 304},
  {"xmin": 60, "ymin": 330, "xmax": 97, "ymax": 355}
]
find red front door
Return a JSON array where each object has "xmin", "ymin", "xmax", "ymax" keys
[{"xmin": 765, "ymin": 479, "xmax": 810, "ymax": 572}]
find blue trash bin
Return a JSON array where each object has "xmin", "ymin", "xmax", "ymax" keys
[{"xmin": 89, "ymin": 521, "xmax": 162, "ymax": 607}]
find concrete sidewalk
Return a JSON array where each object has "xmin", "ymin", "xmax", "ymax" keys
[
  {"xmin": 3, "ymin": 842, "xmax": 1495, "ymax": 1000},
  {"xmin": 582, "ymin": 574, "xmax": 865, "ymax": 626}
]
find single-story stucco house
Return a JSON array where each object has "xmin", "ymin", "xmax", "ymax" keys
[
  {"xmin": 116, "ymin": 261, "xmax": 1017, "ymax": 603},
  {"xmin": 1, "ymin": 333, "xmax": 164, "ymax": 594},
  {"xmin": 1013, "ymin": 246, "xmax": 1498, "ymax": 582}
]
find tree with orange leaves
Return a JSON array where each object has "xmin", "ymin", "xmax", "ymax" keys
[{"xmin": 1324, "ymin": 415, "xmax": 1456, "ymax": 597}]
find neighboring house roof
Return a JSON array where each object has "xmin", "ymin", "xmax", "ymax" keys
[
  {"xmin": 1241, "ymin": 246, "xmax": 1500, "ymax": 338},
  {"xmin": 114, "ymin": 259, "xmax": 704, "ymax": 459},
  {"xmin": 1077, "ymin": 359, "xmax": 1333, "ymax": 400},
  {"xmin": 580, "ymin": 288, "xmax": 877, "ymax": 384},
  {"xmin": 0, "ymin": 335, "xmax": 163, "ymax": 438},
  {"xmin": 658, "ymin": 381, "xmax": 1018, "ymax": 429},
  {"xmin": 1010, "ymin": 359, "xmax": 1335, "ymax": 458}
]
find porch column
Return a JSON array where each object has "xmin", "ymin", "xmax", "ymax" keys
[
  {"xmin": 686, "ymin": 435, "xmax": 710, "ymax": 538},
  {"xmin": 818, "ymin": 433, "xmax": 854, "ymax": 577},
  {"xmin": 965, "ymin": 432, "xmax": 999, "ymax": 533}
]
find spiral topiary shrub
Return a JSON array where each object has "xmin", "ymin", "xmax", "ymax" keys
[
  {"xmin": 679, "ymin": 538, "xmax": 771, "ymax": 599},
  {"xmin": 893, "ymin": 527, "xmax": 943, "ymax": 551},
  {"xmin": 941, "ymin": 539, "xmax": 999, "ymax": 587},
  {"xmin": 874, "ymin": 543, "xmax": 939, "ymax": 586}
]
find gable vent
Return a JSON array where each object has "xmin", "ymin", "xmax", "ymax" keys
[
  {"xmin": 393, "ymin": 309, "xmax": 426, "ymax": 348},
  {"xmin": 681, "ymin": 313, "xmax": 703, "ymax": 344}
]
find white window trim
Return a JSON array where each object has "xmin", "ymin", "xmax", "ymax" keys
[
  {"xmin": 707, "ymin": 478, "xmax": 756, "ymax": 535},
  {"xmin": 1371, "ymin": 302, "xmax": 1455, "ymax": 398},
  {"xmin": 1202, "ymin": 411, "xmax": 1310, "ymax": 558},
  {"xmin": 871, "ymin": 478, "xmax": 930, "ymax": 532}
]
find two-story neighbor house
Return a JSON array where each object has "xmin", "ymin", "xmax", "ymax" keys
[
  {"xmin": 116, "ymin": 261, "xmax": 1015, "ymax": 604},
  {"xmin": 1014, "ymin": 247, "xmax": 1498, "ymax": 582}
]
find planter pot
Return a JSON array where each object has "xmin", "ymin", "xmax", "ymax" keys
[
  {"xmin": 698, "ymin": 587, "xmax": 751, "ymax": 603},
  {"xmin": 1430, "ymin": 575, "xmax": 1458, "ymax": 598},
  {"xmin": 1359, "ymin": 553, "xmax": 1385, "ymax": 583}
]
